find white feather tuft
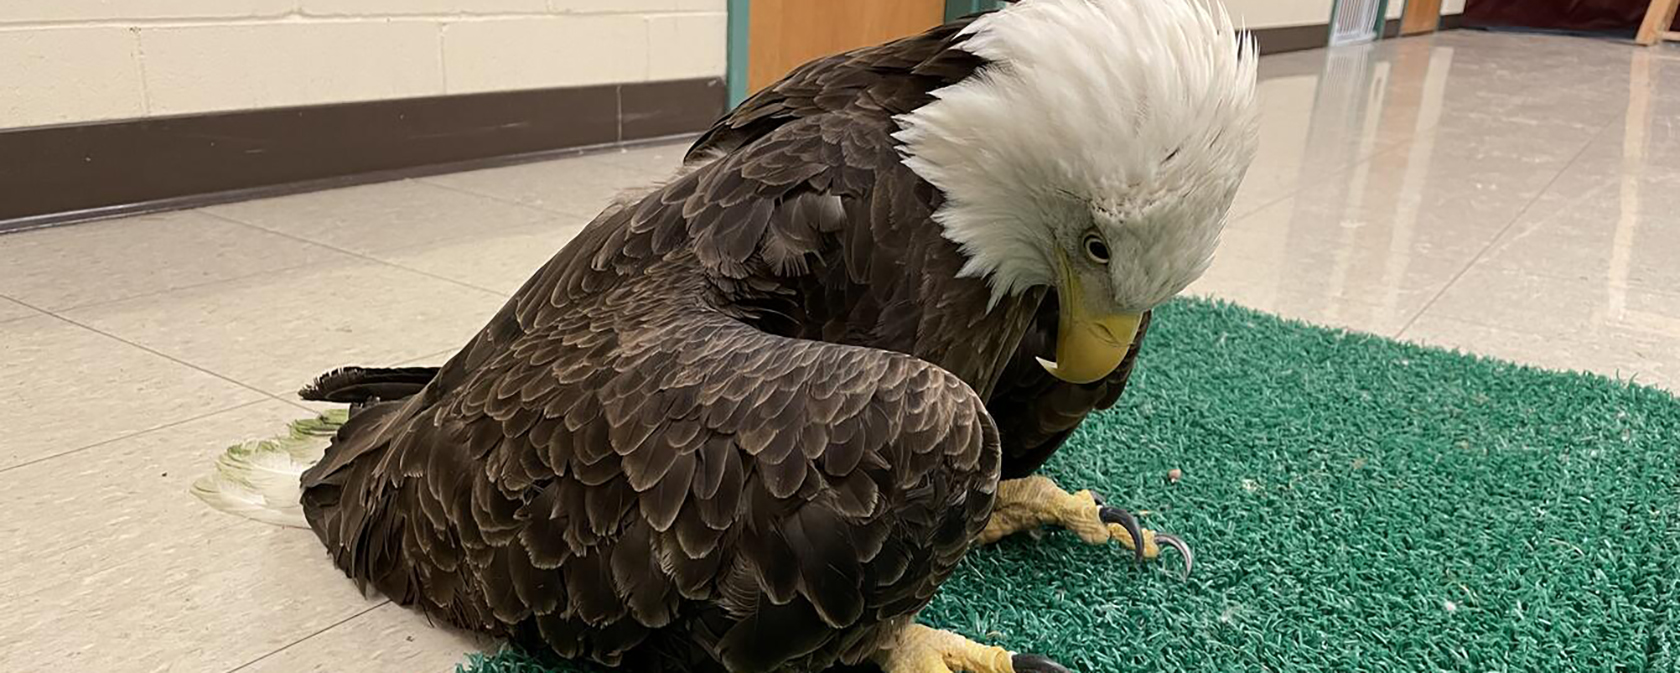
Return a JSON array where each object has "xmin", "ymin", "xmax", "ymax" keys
[
  {"xmin": 896, "ymin": 0, "xmax": 1260, "ymax": 309},
  {"xmin": 190, "ymin": 411, "xmax": 346, "ymax": 529}
]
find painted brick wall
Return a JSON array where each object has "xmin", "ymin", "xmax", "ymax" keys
[
  {"xmin": 0, "ymin": 0, "xmax": 727, "ymax": 130},
  {"xmin": 1223, "ymin": 0, "xmax": 1464, "ymax": 30}
]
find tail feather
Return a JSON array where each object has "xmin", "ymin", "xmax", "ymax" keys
[
  {"xmin": 299, "ymin": 366, "xmax": 438, "ymax": 404},
  {"xmin": 191, "ymin": 410, "xmax": 348, "ymax": 528}
]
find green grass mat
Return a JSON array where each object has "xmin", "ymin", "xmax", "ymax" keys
[{"xmin": 458, "ymin": 298, "xmax": 1680, "ymax": 672}]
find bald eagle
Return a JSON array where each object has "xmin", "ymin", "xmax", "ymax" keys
[{"xmin": 196, "ymin": 1, "xmax": 1257, "ymax": 671}]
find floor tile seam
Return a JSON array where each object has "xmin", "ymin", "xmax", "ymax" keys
[
  {"xmin": 277, "ymin": 396, "xmax": 324, "ymax": 415},
  {"xmin": 193, "ymin": 210, "xmax": 517, "ymax": 299},
  {"xmin": 14, "ymin": 301, "xmax": 294, "ymax": 413},
  {"xmin": 363, "ymin": 215, "xmax": 594, "ymax": 283},
  {"xmin": 1395, "ymin": 113, "xmax": 1626, "ymax": 340},
  {"xmin": 19, "ymin": 255, "xmax": 347, "ymax": 317},
  {"xmin": 223, "ymin": 601, "xmax": 392, "ymax": 673},
  {"xmin": 1231, "ymin": 138, "xmax": 1419, "ymax": 222},
  {"xmin": 0, "ymin": 293, "xmax": 50, "ymax": 324},
  {"xmin": 412, "ymin": 176, "xmax": 610, "ymax": 222},
  {"xmin": 0, "ymin": 397, "xmax": 274, "ymax": 476},
  {"xmin": 1464, "ymin": 259, "xmax": 1680, "ymax": 299}
]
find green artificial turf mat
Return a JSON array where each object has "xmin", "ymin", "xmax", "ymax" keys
[{"xmin": 458, "ymin": 297, "xmax": 1680, "ymax": 672}]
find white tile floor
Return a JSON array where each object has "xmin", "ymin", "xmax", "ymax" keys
[{"xmin": 2, "ymin": 29, "xmax": 1678, "ymax": 673}]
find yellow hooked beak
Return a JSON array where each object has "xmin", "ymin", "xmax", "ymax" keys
[{"xmin": 1036, "ymin": 256, "xmax": 1143, "ymax": 384}]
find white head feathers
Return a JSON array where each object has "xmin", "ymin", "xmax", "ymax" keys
[{"xmin": 895, "ymin": 0, "xmax": 1259, "ymax": 309}]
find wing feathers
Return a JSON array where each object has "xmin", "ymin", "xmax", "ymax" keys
[{"xmin": 295, "ymin": 15, "xmax": 1001, "ymax": 672}]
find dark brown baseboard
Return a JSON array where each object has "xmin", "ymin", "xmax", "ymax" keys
[
  {"xmin": 1253, "ymin": 23, "xmax": 1333, "ymax": 55},
  {"xmin": 0, "ymin": 14, "xmax": 1468, "ymax": 236},
  {"xmin": 0, "ymin": 78, "xmax": 725, "ymax": 234}
]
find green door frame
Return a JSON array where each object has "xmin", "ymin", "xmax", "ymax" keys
[
  {"xmin": 727, "ymin": 0, "xmax": 752, "ymax": 106},
  {"xmin": 726, "ymin": 0, "xmax": 1004, "ymax": 107},
  {"xmin": 945, "ymin": 0, "xmax": 1005, "ymax": 22}
]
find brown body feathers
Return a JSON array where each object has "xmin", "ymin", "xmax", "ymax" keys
[{"xmin": 299, "ymin": 17, "xmax": 1150, "ymax": 672}]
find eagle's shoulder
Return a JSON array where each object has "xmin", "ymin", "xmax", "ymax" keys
[
  {"xmin": 474, "ymin": 18, "xmax": 986, "ymax": 338},
  {"xmin": 688, "ymin": 17, "xmax": 986, "ymax": 161}
]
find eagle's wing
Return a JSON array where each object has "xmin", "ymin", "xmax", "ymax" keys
[
  {"xmin": 987, "ymin": 303, "xmax": 1153, "ymax": 478},
  {"xmin": 301, "ymin": 103, "xmax": 1000, "ymax": 673},
  {"xmin": 302, "ymin": 273, "xmax": 1000, "ymax": 670}
]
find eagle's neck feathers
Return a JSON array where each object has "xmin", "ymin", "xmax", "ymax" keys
[{"xmin": 894, "ymin": 0, "xmax": 1259, "ymax": 310}]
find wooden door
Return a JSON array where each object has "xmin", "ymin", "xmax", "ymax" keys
[
  {"xmin": 747, "ymin": 0, "xmax": 947, "ymax": 93},
  {"xmin": 1400, "ymin": 0, "xmax": 1443, "ymax": 35}
]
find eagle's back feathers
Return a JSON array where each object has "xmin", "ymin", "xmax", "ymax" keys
[
  {"xmin": 294, "ymin": 17, "xmax": 1023, "ymax": 672},
  {"xmin": 262, "ymin": 3, "xmax": 1238, "ymax": 671}
]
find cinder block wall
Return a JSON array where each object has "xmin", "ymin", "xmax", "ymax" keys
[
  {"xmin": 0, "ymin": 0, "xmax": 727, "ymax": 130},
  {"xmin": 1224, "ymin": 0, "xmax": 1466, "ymax": 29}
]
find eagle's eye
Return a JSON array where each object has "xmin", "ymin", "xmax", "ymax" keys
[{"xmin": 1083, "ymin": 233, "xmax": 1111, "ymax": 265}]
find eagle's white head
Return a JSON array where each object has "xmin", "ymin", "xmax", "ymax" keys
[{"xmin": 895, "ymin": 0, "xmax": 1258, "ymax": 383}]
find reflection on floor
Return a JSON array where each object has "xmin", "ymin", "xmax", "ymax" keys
[{"xmin": 2, "ymin": 28, "xmax": 1677, "ymax": 673}]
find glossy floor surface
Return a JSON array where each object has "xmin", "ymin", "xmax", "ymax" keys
[{"xmin": 3, "ymin": 30, "xmax": 1677, "ymax": 673}]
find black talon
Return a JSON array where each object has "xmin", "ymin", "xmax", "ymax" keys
[
  {"xmin": 1091, "ymin": 491, "xmax": 1192, "ymax": 575},
  {"xmin": 1096, "ymin": 505, "xmax": 1146, "ymax": 564},
  {"xmin": 1155, "ymin": 534, "xmax": 1194, "ymax": 580},
  {"xmin": 1011, "ymin": 653, "xmax": 1073, "ymax": 673}
]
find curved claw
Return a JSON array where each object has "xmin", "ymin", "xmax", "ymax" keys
[
  {"xmin": 1096, "ymin": 505, "xmax": 1146, "ymax": 564},
  {"xmin": 1011, "ymin": 653, "xmax": 1072, "ymax": 673},
  {"xmin": 1155, "ymin": 534, "xmax": 1194, "ymax": 579}
]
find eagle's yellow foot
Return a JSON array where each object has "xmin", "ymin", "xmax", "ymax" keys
[
  {"xmin": 978, "ymin": 475, "xmax": 1193, "ymax": 577},
  {"xmin": 873, "ymin": 624, "xmax": 1069, "ymax": 673}
]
